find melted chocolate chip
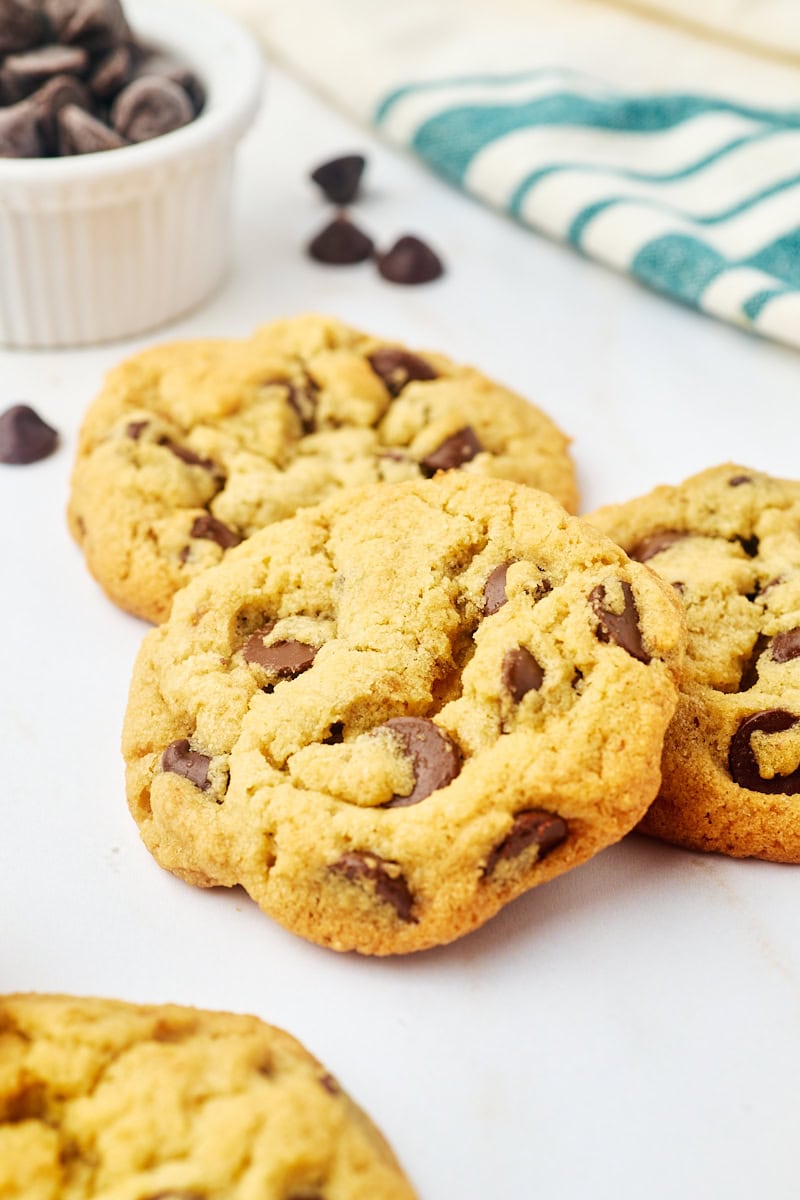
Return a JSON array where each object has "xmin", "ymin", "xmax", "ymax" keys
[
  {"xmin": 323, "ymin": 721, "xmax": 344, "ymax": 745},
  {"xmin": 728, "ymin": 709, "xmax": 800, "ymax": 794},
  {"xmin": 189, "ymin": 513, "xmax": 241, "ymax": 550},
  {"xmin": 58, "ymin": 102, "xmax": 126, "ymax": 153},
  {"xmin": 502, "ymin": 647, "xmax": 544, "ymax": 702},
  {"xmin": 589, "ymin": 582, "xmax": 650, "ymax": 664},
  {"xmin": 126, "ymin": 419, "xmax": 149, "ymax": 439},
  {"xmin": 628, "ymin": 530, "xmax": 686, "ymax": 563},
  {"xmin": 484, "ymin": 810, "xmax": 568, "ymax": 876},
  {"xmin": 377, "ymin": 235, "xmax": 444, "ymax": 284},
  {"xmin": 162, "ymin": 739, "xmax": 211, "ymax": 791},
  {"xmin": 307, "ymin": 214, "xmax": 374, "ymax": 264},
  {"xmin": 483, "ymin": 562, "xmax": 512, "ymax": 615},
  {"xmin": 310, "ymin": 153, "xmax": 366, "ymax": 204},
  {"xmin": 367, "ymin": 347, "xmax": 437, "ymax": 396},
  {"xmin": 379, "ymin": 717, "xmax": 461, "ymax": 807},
  {"xmin": 729, "ymin": 474, "xmax": 752, "ymax": 486},
  {"xmin": 738, "ymin": 634, "xmax": 769, "ymax": 692},
  {"xmin": 111, "ymin": 75, "xmax": 194, "ymax": 142},
  {"xmin": 244, "ymin": 636, "xmax": 317, "ymax": 679},
  {"xmin": 319, "ymin": 1072, "xmax": 340, "ymax": 1095},
  {"xmin": 0, "ymin": 405, "xmax": 58, "ymax": 463},
  {"xmin": 736, "ymin": 534, "xmax": 760, "ymax": 558},
  {"xmin": 279, "ymin": 380, "xmax": 317, "ymax": 434},
  {"xmin": 420, "ymin": 426, "xmax": 482, "ymax": 475},
  {"xmin": 773, "ymin": 628, "xmax": 800, "ymax": 663},
  {"xmin": 159, "ymin": 438, "xmax": 216, "ymax": 472},
  {"xmin": 330, "ymin": 851, "xmax": 416, "ymax": 922}
]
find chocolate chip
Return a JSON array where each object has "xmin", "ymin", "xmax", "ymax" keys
[
  {"xmin": 310, "ymin": 153, "xmax": 366, "ymax": 204},
  {"xmin": 330, "ymin": 851, "xmax": 416, "ymax": 923},
  {"xmin": 420, "ymin": 426, "xmax": 482, "ymax": 475},
  {"xmin": 47, "ymin": 0, "xmax": 131, "ymax": 53},
  {"xmin": 729, "ymin": 474, "xmax": 752, "ymax": 487},
  {"xmin": 244, "ymin": 636, "xmax": 317, "ymax": 679},
  {"xmin": 58, "ymin": 102, "xmax": 126, "ymax": 154},
  {"xmin": 0, "ymin": 405, "xmax": 58, "ymax": 463},
  {"xmin": 319, "ymin": 1073, "xmax": 340, "ymax": 1095},
  {"xmin": 628, "ymin": 530, "xmax": 686, "ymax": 563},
  {"xmin": 772, "ymin": 628, "xmax": 800, "ymax": 663},
  {"xmin": 189, "ymin": 513, "xmax": 241, "ymax": 550},
  {"xmin": 736, "ymin": 534, "xmax": 760, "ymax": 558},
  {"xmin": 88, "ymin": 43, "xmax": 132, "ymax": 98},
  {"xmin": 111, "ymin": 75, "xmax": 194, "ymax": 143},
  {"xmin": 133, "ymin": 55, "xmax": 205, "ymax": 113},
  {"xmin": 4, "ymin": 44, "xmax": 89, "ymax": 92},
  {"xmin": 738, "ymin": 633, "xmax": 769, "ymax": 691},
  {"xmin": 264, "ymin": 378, "xmax": 317, "ymax": 434},
  {"xmin": 0, "ymin": 1, "xmax": 45, "ymax": 56},
  {"xmin": 30, "ymin": 73, "xmax": 89, "ymax": 151},
  {"xmin": 307, "ymin": 214, "xmax": 374, "ymax": 265},
  {"xmin": 0, "ymin": 98, "xmax": 45, "ymax": 156},
  {"xmin": 728, "ymin": 709, "xmax": 800, "ymax": 794},
  {"xmin": 377, "ymin": 235, "xmax": 444, "ymax": 284},
  {"xmin": 367, "ymin": 347, "xmax": 437, "ymax": 396},
  {"xmin": 379, "ymin": 717, "xmax": 461, "ymax": 807},
  {"xmin": 162, "ymin": 739, "xmax": 211, "ymax": 791},
  {"xmin": 484, "ymin": 809, "xmax": 568, "ymax": 876},
  {"xmin": 483, "ymin": 562, "xmax": 512, "ymax": 615},
  {"xmin": 160, "ymin": 438, "xmax": 216, "ymax": 472},
  {"xmin": 589, "ymin": 582, "xmax": 650, "ymax": 664},
  {"xmin": 126, "ymin": 419, "xmax": 149, "ymax": 439},
  {"xmin": 323, "ymin": 721, "xmax": 344, "ymax": 744},
  {"xmin": 502, "ymin": 647, "xmax": 544, "ymax": 702}
]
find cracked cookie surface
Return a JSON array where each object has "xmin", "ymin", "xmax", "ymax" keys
[
  {"xmin": 68, "ymin": 314, "xmax": 578, "ymax": 623},
  {"xmin": 123, "ymin": 474, "xmax": 685, "ymax": 954},
  {"xmin": 588, "ymin": 464, "xmax": 800, "ymax": 861},
  {"xmin": 0, "ymin": 994, "xmax": 416, "ymax": 1200}
]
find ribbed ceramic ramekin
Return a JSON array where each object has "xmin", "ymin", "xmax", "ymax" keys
[{"xmin": 0, "ymin": 0, "xmax": 263, "ymax": 348}]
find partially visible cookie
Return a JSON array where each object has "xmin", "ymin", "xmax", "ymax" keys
[
  {"xmin": 588, "ymin": 464, "xmax": 800, "ymax": 862},
  {"xmin": 0, "ymin": 993, "xmax": 416, "ymax": 1200},
  {"xmin": 123, "ymin": 473, "xmax": 685, "ymax": 955},
  {"xmin": 68, "ymin": 314, "xmax": 578, "ymax": 623}
]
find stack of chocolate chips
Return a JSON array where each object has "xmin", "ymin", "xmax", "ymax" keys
[
  {"xmin": 307, "ymin": 153, "xmax": 445, "ymax": 285},
  {"xmin": 0, "ymin": 0, "xmax": 204, "ymax": 157}
]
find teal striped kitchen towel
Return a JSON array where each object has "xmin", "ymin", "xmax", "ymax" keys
[{"xmin": 218, "ymin": 0, "xmax": 800, "ymax": 350}]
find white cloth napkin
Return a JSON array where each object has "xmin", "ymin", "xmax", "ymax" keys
[{"xmin": 216, "ymin": 0, "xmax": 800, "ymax": 351}]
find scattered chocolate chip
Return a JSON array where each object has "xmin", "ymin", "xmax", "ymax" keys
[
  {"xmin": 729, "ymin": 474, "xmax": 752, "ymax": 487},
  {"xmin": 484, "ymin": 809, "xmax": 568, "ymax": 876},
  {"xmin": 162, "ymin": 739, "xmax": 211, "ymax": 791},
  {"xmin": 126, "ymin": 419, "xmax": 149, "ymax": 439},
  {"xmin": 264, "ymin": 378, "xmax": 317, "ymax": 434},
  {"xmin": 483, "ymin": 562, "xmax": 512, "ymax": 615},
  {"xmin": 772, "ymin": 628, "xmax": 800, "ymax": 663},
  {"xmin": 502, "ymin": 647, "xmax": 544, "ymax": 702},
  {"xmin": 0, "ymin": 405, "xmax": 58, "ymax": 463},
  {"xmin": 244, "ymin": 636, "xmax": 317, "ymax": 679},
  {"xmin": 589, "ymin": 581, "xmax": 651, "ymax": 664},
  {"xmin": 88, "ymin": 43, "xmax": 131, "ymax": 98},
  {"xmin": 0, "ymin": 1, "xmax": 45, "ymax": 56},
  {"xmin": 379, "ymin": 716, "xmax": 461, "ymax": 807},
  {"xmin": 160, "ymin": 438, "xmax": 216, "ymax": 472},
  {"xmin": 0, "ymin": 98, "xmax": 44, "ymax": 156},
  {"xmin": 367, "ymin": 347, "xmax": 437, "ymax": 396},
  {"xmin": 189, "ymin": 513, "xmax": 241, "ymax": 550},
  {"xmin": 420, "ymin": 426, "xmax": 482, "ymax": 475},
  {"xmin": 307, "ymin": 214, "xmax": 374, "ymax": 264},
  {"xmin": 672, "ymin": 581, "xmax": 686, "ymax": 595},
  {"xmin": 319, "ymin": 1072, "xmax": 340, "ymax": 1095},
  {"xmin": 735, "ymin": 534, "xmax": 760, "ymax": 558},
  {"xmin": 330, "ymin": 851, "xmax": 416, "ymax": 923},
  {"xmin": 728, "ymin": 709, "xmax": 800, "ymax": 794},
  {"xmin": 58, "ymin": 102, "xmax": 126, "ymax": 153},
  {"xmin": 738, "ymin": 633, "xmax": 769, "ymax": 691},
  {"xmin": 310, "ymin": 153, "xmax": 366, "ymax": 205},
  {"xmin": 323, "ymin": 721, "xmax": 344, "ymax": 744},
  {"xmin": 628, "ymin": 530, "xmax": 686, "ymax": 563},
  {"xmin": 377, "ymin": 234, "xmax": 444, "ymax": 284},
  {"xmin": 111, "ymin": 75, "xmax": 194, "ymax": 142}
]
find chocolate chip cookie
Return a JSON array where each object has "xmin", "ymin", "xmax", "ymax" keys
[
  {"xmin": 588, "ymin": 464, "xmax": 800, "ymax": 862},
  {"xmin": 0, "ymin": 993, "xmax": 416, "ymax": 1199},
  {"xmin": 67, "ymin": 314, "xmax": 578, "ymax": 623},
  {"xmin": 123, "ymin": 473, "xmax": 685, "ymax": 955}
]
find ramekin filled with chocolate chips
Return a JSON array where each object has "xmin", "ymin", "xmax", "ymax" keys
[{"xmin": 0, "ymin": 0, "xmax": 262, "ymax": 346}]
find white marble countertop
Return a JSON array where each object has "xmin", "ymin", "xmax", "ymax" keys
[{"xmin": 2, "ymin": 64, "xmax": 799, "ymax": 1200}]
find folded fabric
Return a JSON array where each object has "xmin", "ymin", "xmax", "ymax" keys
[{"xmin": 217, "ymin": 0, "xmax": 800, "ymax": 351}]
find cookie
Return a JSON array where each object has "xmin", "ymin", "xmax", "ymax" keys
[
  {"xmin": 123, "ymin": 473, "xmax": 685, "ymax": 955},
  {"xmin": 67, "ymin": 314, "xmax": 578, "ymax": 623},
  {"xmin": 0, "ymin": 993, "xmax": 416, "ymax": 1200},
  {"xmin": 588, "ymin": 464, "xmax": 800, "ymax": 862}
]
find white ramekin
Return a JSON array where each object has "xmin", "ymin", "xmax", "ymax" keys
[{"xmin": 0, "ymin": 0, "xmax": 263, "ymax": 348}]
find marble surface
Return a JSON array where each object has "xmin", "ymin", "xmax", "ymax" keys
[{"xmin": 2, "ymin": 64, "xmax": 798, "ymax": 1200}]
